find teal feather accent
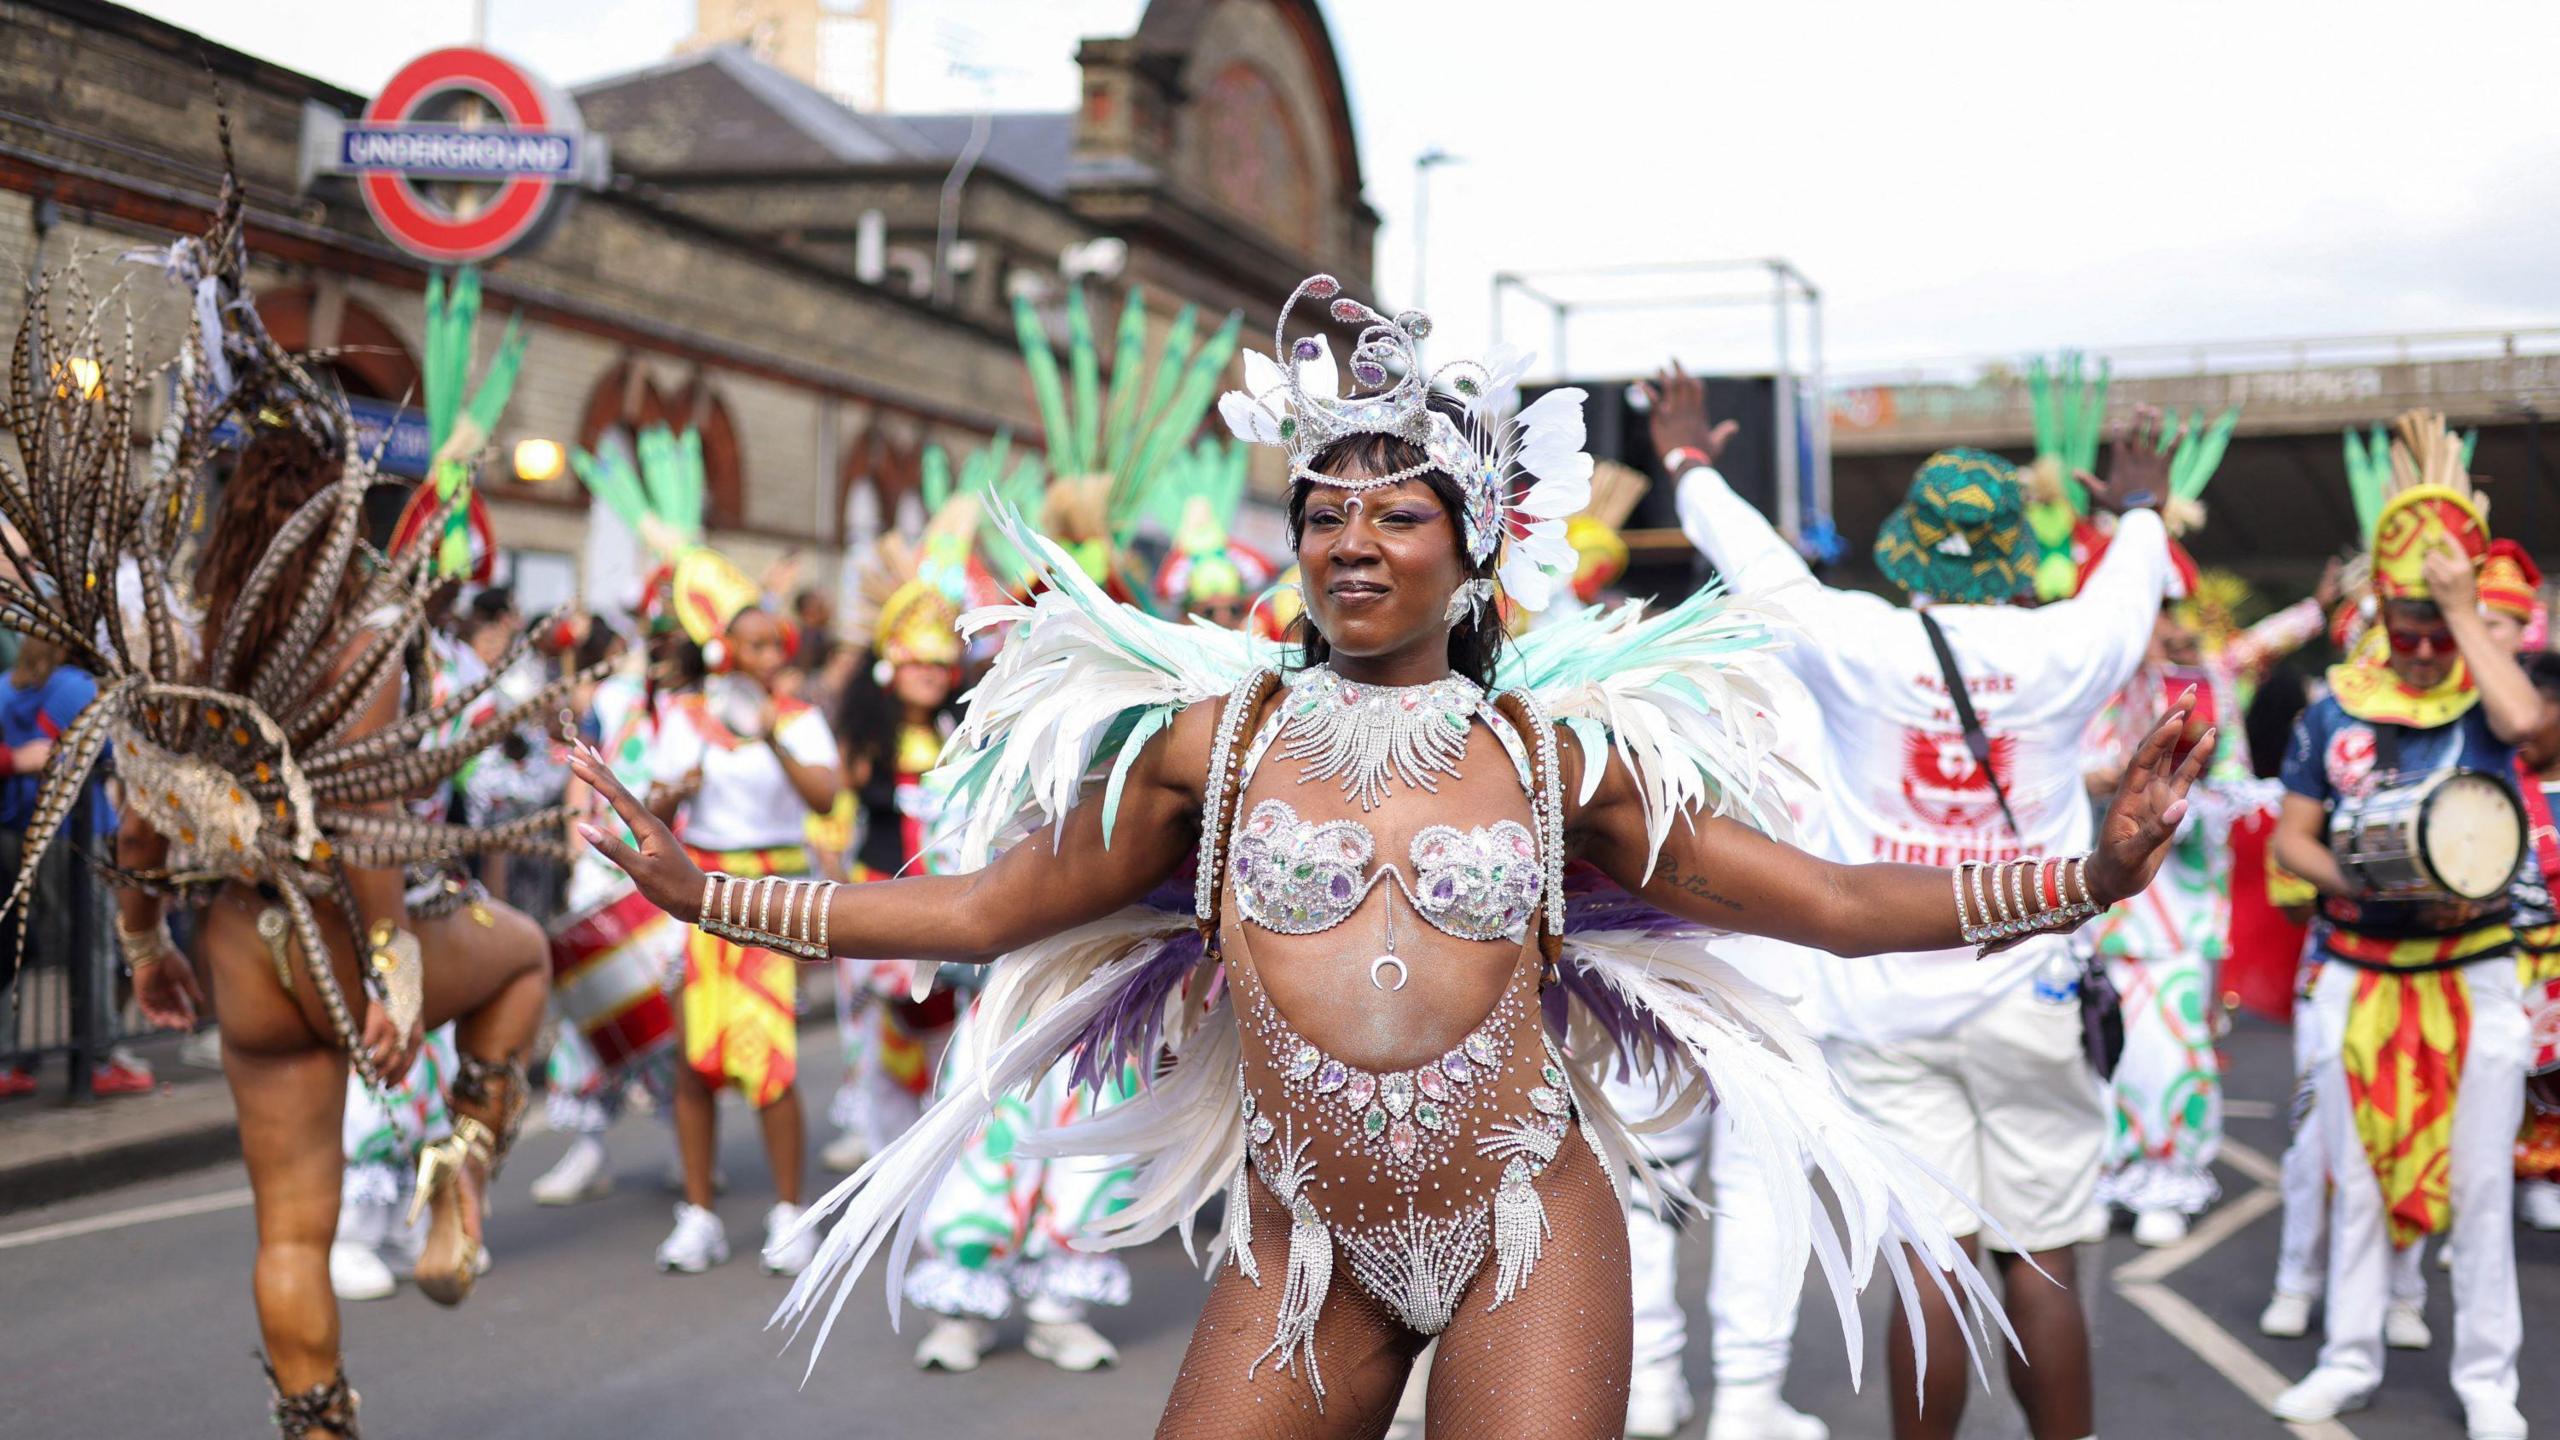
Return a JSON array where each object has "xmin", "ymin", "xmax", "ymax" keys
[
  {"xmin": 1100, "ymin": 288, "xmax": 1151, "ymax": 481},
  {"xmin": 1067, "ymin": 286, "xmax": 1102, "ymax": 474},
  {"xmin": 1013, "ymin": 293, "xmax": 1075, "ymax": 473}
]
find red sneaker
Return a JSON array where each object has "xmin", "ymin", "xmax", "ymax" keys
[
  {"xmin": 0, "ymin": 1066, "xmax": 34, "ymax": 1098},
  {"xmin": 91, "ymin": 1058, "xmax": 155, "ymax": 1096}
]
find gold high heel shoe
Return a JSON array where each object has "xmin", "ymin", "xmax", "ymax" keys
[{"xmin": 408, "ymin": 1114, "xmax": 496, "ymax": 1307}]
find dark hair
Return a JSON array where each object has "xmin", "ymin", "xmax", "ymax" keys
[
  {"xmin": 572, "ymin": 617, "xmax": 622, "ymax": 672},
  {"xmin": 2524, "ymin": 650, "xmax": 2560, "ymax": 697},
  {"xmin": 196, "ymin": 424, "xmax": 361, "ymax": 679},
  {"xmin": 2244, "ymin": 665, "xmax": 2312, "ymax": 781},
  {"xmin": 1285, "ymin": 398, "xmax": 1503, "ymax": 691}
]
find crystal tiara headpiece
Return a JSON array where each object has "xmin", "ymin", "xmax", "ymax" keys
[{"xmin": 1216, "ymin": 273, "xmax": 1597, "ymax": 611}]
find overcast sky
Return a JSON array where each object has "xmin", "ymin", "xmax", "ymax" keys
[{"xmin": 131, "ymin": 0, "xmax": 2560, "ymax": 382}]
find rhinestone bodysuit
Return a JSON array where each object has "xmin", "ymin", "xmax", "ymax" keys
[{"xmin": 1208, "ymin": 674, "xmax": 1584, "ymax": 1404}]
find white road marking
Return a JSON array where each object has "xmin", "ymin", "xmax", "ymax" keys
[
  {"xmin": 2113, "ymin": 1185, "xmax": 2282, "ymax": 1286},
  {"xmin": 2116, "ymin": 1280, "xmax": 2363, "ymax": 1440},
  {"xmin": 0, "ymin": 1186, "xmax": 252, "ymax": 1250},
  {"xmin": 2219, "ymin": 1135, "xmax": 2283, "ymax": 1188},
  {"xmin": 2106, "ymin": 1135, "xmax": 2362, "ymax": 1436}
]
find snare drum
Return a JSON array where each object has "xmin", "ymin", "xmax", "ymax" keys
[
  {"xmin": 2328, "ymin": 768, "xmax": 2524, "ymax": 901},
  {"xmin": 548, "ymin": 885, "xmax": 680, "ymax": 1071}
]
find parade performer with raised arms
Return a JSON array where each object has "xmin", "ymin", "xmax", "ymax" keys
[
  {"xmin": 2267, "ymin": 411, "xmax": 2542, "ymax": 1439},
  {"xmin": 645, "ymin": 543, "xmax": 843, "ymax": 1277},
  {"xmin": 569, "ymin": 274, "xmax": 2206, "ymax": 1437}
]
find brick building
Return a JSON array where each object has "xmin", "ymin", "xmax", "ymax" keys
[{"xmin": 0, "ymin": 0, "xmax": 1374, "ymax": 612}]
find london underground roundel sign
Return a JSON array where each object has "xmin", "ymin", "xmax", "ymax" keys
[{"xmin": 319, "ymin": 48, "xmax": 607, "ymax": 264}]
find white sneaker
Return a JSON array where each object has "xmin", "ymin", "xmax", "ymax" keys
[
  {"xmin": 914, "ymin": 1316, "xmax": 997, "ymax": 1372},
  {"xmin": 2131, "ymin": 1208, "xmax": 2189, "ymax": 1247},
  {"xmin": 655, "ymin": 1202, "xmax": 729, "ymax": 1273},
  {"xmin": 2466, "ymin": 1397, "xmax": 2530, "ymax": 1440},
  {"xmin": 2523, "ymin": 1179, "xmax": 2560, "ymax": 1232},
  {"xmin": 761, "ymin": 1202, "xmax": 819, "ymax": 1277},
  {"xmin": 1624, "ymin": 1359, "xmax": 1696, "ymax": 1438},
  {"xmin": 2385, "ymin": 1301, "xmax": 2433, "ymax": 1350},
  {"xmin": 2258, "ymin": 1290, "xmax": 2316, "ymax": 1339},
  {"xmin": 329, "ymin": 1241, "xmax": 397, "ymax": 1301},
  {"xmin": 820, "ymin": 1130, "xmax": 870, "ymax": 1174},
  {"xmin": 531, "ymin": 1136, "xmax": 613, "ymax": 1206},
  {"xmin": 1706, "ymin": 1378, "xmax": 1828, "ymax": 1440},
  {"xmin": 2270, "ymin": 1366, "xmax": 2376, "ymax": 1423},
  {"xmin": 1025, "ymin": 1317, "xmax": 1119, "ymax": 1372}
]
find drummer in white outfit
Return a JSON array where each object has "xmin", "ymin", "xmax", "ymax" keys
[{"xmin": 2267, "ymin": 541, "xmax": 2544, "ymax": 1439}]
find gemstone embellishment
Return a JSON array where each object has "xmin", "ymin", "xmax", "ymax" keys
[
  {"xmin": 1381, "ymin": 1073, "xmax": 1415, "ymax": 1120},
  {"xmin": 1286, "ymin": 1043, "xmax": 1321, "ymax": 1081},
  {"xmin": 1313, "ymin": 1059, "xmax": 1348, "ymax": 1094}
]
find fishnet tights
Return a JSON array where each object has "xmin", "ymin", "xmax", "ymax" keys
[{"xmin": 1154, "ymin": 1125, "xmax": 1631, "ymax": 1440}]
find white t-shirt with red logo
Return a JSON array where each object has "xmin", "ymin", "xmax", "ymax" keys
[{"xmin": 1676, "ymin": 465, "xmax": 2171, "ymax": 1045}]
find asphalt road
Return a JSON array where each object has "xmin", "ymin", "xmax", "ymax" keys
[{"xmin": 5, "ymin": 1015, "xmax": 2551, "ymax": 1439}]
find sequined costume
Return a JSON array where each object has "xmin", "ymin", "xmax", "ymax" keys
[{"xmin": 769, "ymin": 512, "xmax": 2009, "ymax": 1407}]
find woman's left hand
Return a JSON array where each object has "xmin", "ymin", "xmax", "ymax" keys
[
  {"xmin": 567, "ymin": 742, "xmax": 709, "ymax": 922},
  {"xmin": 2087, "ymin": 691, "xmax": 2215, "ymax": 906}
]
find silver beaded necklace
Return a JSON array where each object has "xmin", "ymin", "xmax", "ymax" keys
[{"xmin": 1276, "ymin": 666, "xmax": 1481, "ymax": 811}]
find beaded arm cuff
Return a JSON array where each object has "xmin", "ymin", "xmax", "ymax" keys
[
  {"xmin": 698, "ymin": 872, "xmax": 841, "ymax": 960},
  {"xmin": 1952, "ymin": 855, "xmax": 2102, "ymax": 956}
]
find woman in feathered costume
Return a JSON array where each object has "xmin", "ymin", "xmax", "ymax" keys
[
  {"xmin": 1, "ymin": 151, "xmax": 579, "ymax": 1435},
  {"xmin": 570, "ymin": 276, "xmax": 2208, "ymax": 1436}
]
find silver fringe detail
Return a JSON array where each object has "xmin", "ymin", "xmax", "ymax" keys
[
  {"xmin": 1475, "ymin": 1116, "xmax": 1562, "ymax": 1166},
  {"xmin": 1275, "ymin": 667, "xmax": 1481, "ymax": 811},
  {"xmin": 1490, "ymin": 1159, "xmax": 1549, "ymax": 1308},
  {"xmin": 1224, "ymin": 1156, "xmax": 1259, "ymax": 1285},
  {"xmin": 1337, "ymin": 1205, "xmax": 1487, "ymax": 1337},
  {"xmin": 1249, "ymin": 1123, "xmax": 1330, "ymax": 1405}
]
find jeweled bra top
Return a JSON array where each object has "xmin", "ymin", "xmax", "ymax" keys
[{"xmin": 1225, "ymin": 672, "xmax": 1544, "ymax": 946}]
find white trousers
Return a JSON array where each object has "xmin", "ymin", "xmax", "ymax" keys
[
  {"xmin": 2304, "ymin": 956, "xmax": 2524, "ymax": 1410},
  {"xmin": 2274, "ymin": 988, "xmax": 2427, "ymax": 1304},
  {"xmin": 1614, "ymin": 1081, "xmax": 1810, "ymax": 1385}
]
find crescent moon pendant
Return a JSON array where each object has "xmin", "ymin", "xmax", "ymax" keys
[{"xmin": 1369, "ymin": 954, "xmax": 1408, "ymax": 991}]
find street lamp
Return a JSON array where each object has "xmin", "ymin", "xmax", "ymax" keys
[{"xmin": 1412, "ymin": 148, "xmax": 1461, "ymax": 312}]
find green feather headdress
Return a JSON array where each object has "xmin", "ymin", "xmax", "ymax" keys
[
  {"xmin": 570, "ymin": 423, "xmax": 705, "ymax": 563},
  {"xmin": 413, "ymin": 268, "xmax": 525, "ymax": 579}
]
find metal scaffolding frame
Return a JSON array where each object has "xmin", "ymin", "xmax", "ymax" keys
[{"xmin": 1490, "ymin": 258, "xmax": 1829, "ymax": 544}]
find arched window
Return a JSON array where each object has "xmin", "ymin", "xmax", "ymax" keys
[
  {"xmin": 834, "ymin": 418, "xmax": 923, "ymax": 550},
  {"xmin": 576, "ymin": 359, "xmax": 746, "ymax": 532},
  {"xmin": 253, "ymin": 286, "xmax": 421, "ymax": 402}
]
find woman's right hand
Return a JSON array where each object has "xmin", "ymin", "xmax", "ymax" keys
[
  {"xmin": 567, "ymin": 742, "xmax": 710, "ymax": 922},
  {"xmin": 132, "ymin": 948, "xmax": 206, "ymax": 1030}
]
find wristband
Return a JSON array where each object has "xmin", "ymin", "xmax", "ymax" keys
[{"xmin": 1661, "ymin": 446, "xmax": 1713, "ymax": 477}]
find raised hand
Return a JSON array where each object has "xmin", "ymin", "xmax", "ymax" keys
[
  {"xmin": 568, "ymin": 742, "xmax": 709, "ymax": 922},
  {"xmin": 2082, "ymin": 404, "xmax": 2184, "ymax": 515},
  {"xmin": 1638, "ymin": 361, "xmax": 1740, "ymax": 471},
  {"xmin": 2087, "ymin": 690, "xmax": 2215, "ymax": 906}
]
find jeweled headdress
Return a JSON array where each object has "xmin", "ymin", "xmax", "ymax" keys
[{"xmin": 1216, "ymin": 275, "xmax": 1593, "ymax": 610}]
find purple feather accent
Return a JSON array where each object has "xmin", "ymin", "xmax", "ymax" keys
[
  {"xmin": 1547, "ymin": 882, "xmax": 1708, "ymax": 1084},
  {"xmin": 1065, "ymin": 928, "xmax": 1208, "ymax": 1095}
]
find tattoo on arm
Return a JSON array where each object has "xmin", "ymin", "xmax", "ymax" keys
[{"xmin": 1659, "ymin": 856, "xmax": 1745, "ymax": 912}]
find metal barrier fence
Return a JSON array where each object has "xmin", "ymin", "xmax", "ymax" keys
[{"xmin": 1, "ymin": 784, "xmax": 128, "ymax": 1098}]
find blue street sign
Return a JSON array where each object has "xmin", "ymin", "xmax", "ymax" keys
[
  {"xmin": 336, "ymin": 124, "xmax": 582, "ymax": 180},
  {"xmin": 210, "ymin": 395, "xmax": 434, "ymax": 479}
]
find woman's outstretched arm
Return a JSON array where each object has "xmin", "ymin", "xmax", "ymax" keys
[
  {"xmin": 569, "ymin": 700, "xmax": 1214, "ymax": 964},
  {"xmin": 1570, "ymin": 701, "xmax": 2210, "ymax": 958}
]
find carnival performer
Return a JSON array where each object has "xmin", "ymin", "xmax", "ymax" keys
[
  {"xmin": 2505, "ymin": 648, "xmax": 2560, "ymax": 1234},
  {"xmin": 648, "ymin": 551, "xmax": 843, "ymax": 1276},
  {"xmin": 530, "ymin": 435, "xmax": 712, "ymax": 1206},
  {"xmin": 1661, "ymin": 359, "xmax": 2176, "ymax": 1440},
  {"xmin": 2267, "ymin": 411, "xmax": 2540, "ymax": 1439},
  {"xmin": 2, "ymin": 169, "xmax": 577, "ymax": 1436},
  {"xmin": 568, "ymin": 275, "xmax": 2206, "ymax": 1438},
  {"xmin": 2083, "ymin": 564, "xmax": 2335, "ymax": 1247},
  {"xmin": 825, "ymin": 571, "xmax": 967, "ymax": 1174}
]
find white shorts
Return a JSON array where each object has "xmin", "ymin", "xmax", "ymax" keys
[{"xmin": 1825, "ymin": 981, "xmax": 2105, "ymax": 1253}]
